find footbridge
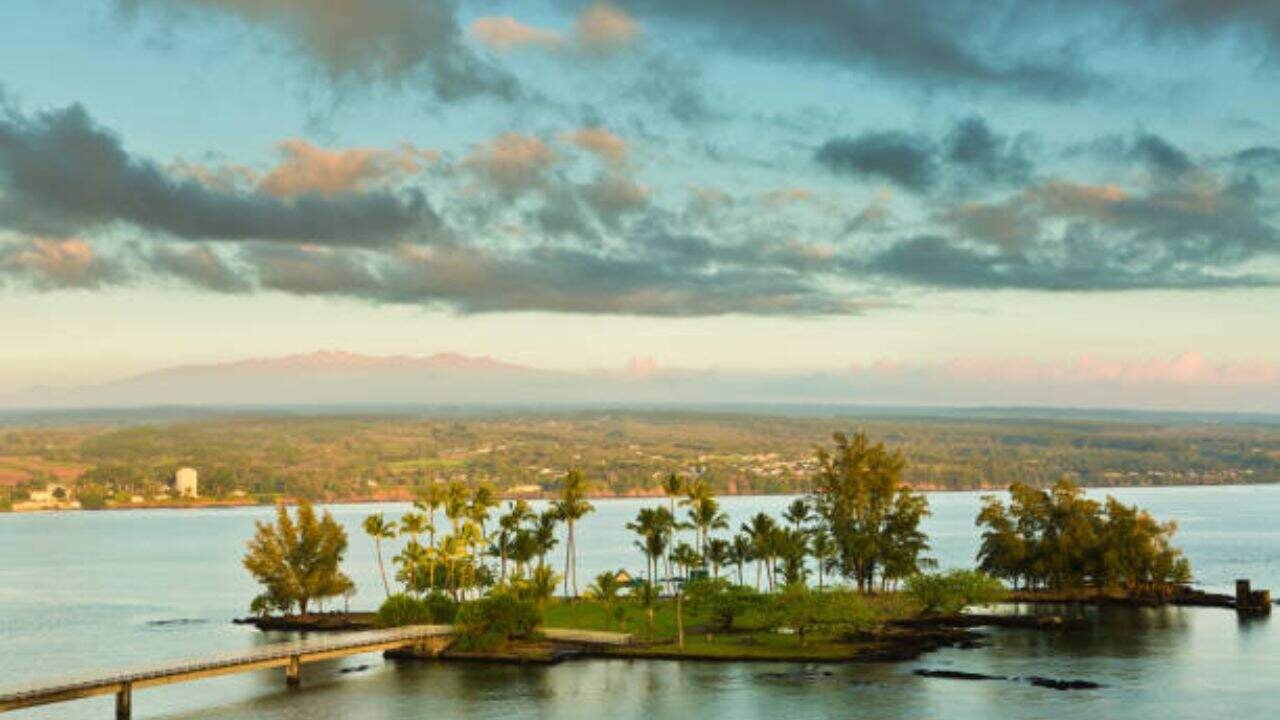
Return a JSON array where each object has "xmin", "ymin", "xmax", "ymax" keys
[{"xmin": 0, "ymin": 625, "xmax": 456, "ymax": 719}]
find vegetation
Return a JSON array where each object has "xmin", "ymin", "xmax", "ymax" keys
[
  {"xmin": 453, "ymin": 592, "xmax": 542, "ymax": 650},
  {"xmin": 975, "ymin": 479, "xmax": 1191, "ymax": 593},
  {"xmin": 243, "ymin": 500, "xmax": 353, "ymax": 616},
  {"xmin": 4, "ymin": 411, "xmax": 1276, "ymax": 510},
  {"xmin": 905, "ymin": 570, "xmax": 1008, "ymax": 615}
]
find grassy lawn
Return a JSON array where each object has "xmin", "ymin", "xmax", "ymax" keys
[{"xmin": 539, "ymin": 592, "xmax": 922, "ymax": 660}]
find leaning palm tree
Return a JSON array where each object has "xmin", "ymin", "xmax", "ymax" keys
[
  {"xmin": 552, "ymin": 469, "xmax": 595, "ymax": 598},
  {"xmin": 362, "ymin": 513, "xmax": 397, "ymax": 598}
]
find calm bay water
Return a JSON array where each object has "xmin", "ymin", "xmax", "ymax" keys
[{"xmin": 1, "ymin": 485, "xmax": 1277, "ymax": 719}]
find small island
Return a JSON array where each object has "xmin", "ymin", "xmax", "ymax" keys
[{"xmin": 237, "ymin": 431, "xmax": 1219, "ymax": 667}]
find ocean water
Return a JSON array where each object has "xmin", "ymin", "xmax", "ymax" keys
[{"xmin": 0, "ymin": 485, "xmax": 1277, "ymax": 719}]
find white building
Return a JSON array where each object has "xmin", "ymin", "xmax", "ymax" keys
[{"xmin": 174, "ymin": 467, "xmax": 198, "ymax": 498}]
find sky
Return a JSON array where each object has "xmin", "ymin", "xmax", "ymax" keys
[{"xmin": 0, "ymin": 1, "xmax": 1278, "ymax": 409}]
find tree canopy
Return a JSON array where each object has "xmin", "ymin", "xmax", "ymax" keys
[{"xmin": 243, "ymin": 500, "xmax": 353, "ymax": 615}]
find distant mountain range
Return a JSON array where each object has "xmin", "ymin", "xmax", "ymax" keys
[{"xmin": 4, "ymin": 349, "xmax": 1278, "ymax": 418}]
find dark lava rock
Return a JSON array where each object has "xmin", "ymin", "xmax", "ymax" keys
[
  {"xmin": 1026, "ymin": 676, "xmax": 1102, "ymax": 690},
  {"xmin": 914, "ymin": 669, "xmax": 1006, "ymax": 681},
  {"xmin": 339, "ymin": 664, "xmax": 371, "ymax": 674}
]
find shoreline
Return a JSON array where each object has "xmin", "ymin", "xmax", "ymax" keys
[{"xmin": 6, "ymin": 481, "xmax": 1278, "ymax": 515}]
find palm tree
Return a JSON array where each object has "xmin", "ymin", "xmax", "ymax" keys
[
  {"xmin": 662, "ymin": 472, "xmax": 685, "ymax": 518},
  {"xmin": 628, "ymin": 506, "xmax": 671, "ymax": 589},
  {"xmin": 470, "ymin": 483, "xmax": 499, "ymax": 539},
  {"xmin": 586, "ymin": 571, "xmax": 623, "ymax": 626},
  {"xmin": 671, "ymin": 542, "xmax": 702, "ymax": 580},
  {"xmin": 687, "ymin": 495, "xmax": 729, "ymax": 557},
  {"xmin": 809, "ymin": 529, "xmax": 836, "ymax": 591},
  {"xmin": 705, "ymin": 538, "xmax": 731, "ymax": 578},
  {"xmin": 729, "ymin": 534, "xmax": 752, "ymax": 586},
  {"xmin": 414, "ymin": 483, "xmax": 444, "ymax": 549},
  {"xmin": 363, "ymin": 513, "xmax": 397, "ymax": 598},
  {"xmin": 742, "ymin": 513, "xmax": 777, "ymax": 592},
  {"xmin": 496, "ymin": 500, "xmax": 534, "ymax": 581},
  {"xmin": 783, "ymin": 498, "xmax": 811, "ymax": 531},
  {"xmin": 394, "ymin": 539, "xmax": 429, "ymax": 595},
  {"xmin": 443, "ymin": 481, "xmax": 470, "ymax": 534},
  {"xmin": 552, "ymin": 469, "xmax": 594, "ymax": 598},
  {"xmin": 533, "ymin": 510, "xmax": 560, "ymax": 571},
  {"xmin": 400, "ymin": 512, "xmax": 428, "ymax": 547}
]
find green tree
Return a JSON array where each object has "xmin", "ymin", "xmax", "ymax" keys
[
  {"xmin": 244, "ymin": 500, "xmax": 353, "ymax": 616},
  {"xmin": 809, "ymin": 432, "xmax": 931, "ymax": 593},
  {"xmin": 705, "ymin": 538, "xmax": 731, "ymax": 578}
]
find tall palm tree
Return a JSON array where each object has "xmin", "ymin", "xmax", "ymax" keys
[
  {"xmin": 742, "ymin": 513, "xmax": 777, "ymax": 592},
  {"xmin": 552, "ymin": 469, "xmax": 594, "ymax": 598},
  {"xmin": 628, "ymin": 507, "xmax": 668, "ymax": 587},
  {"xmin": 662, "ymin": 472, "xmax": 685, "ymax": 519},
  {"xmin": 394, "ymin": 539, "xmax": 429, "ymax": 595},
  {"xmin": 414, "ymin": 483, "xmax": 444, "ymax": 549},
  {"xmin": 496, "ymin": 500, "xmax": 534, "ymax": 581},
  {"xmin": 443, "ymin": 481, "xmax": 470, "ymax": 534},
  {"xmin": 400, "ymin": 512, "xmax": 428, "ymax": 547},
  {"xmin": 362, "ymin": 513, "xmax": 397, "ymax": 598},
  {"xmin": 687, "ymin": 494, "xmax": 729, "ymax": 557}
]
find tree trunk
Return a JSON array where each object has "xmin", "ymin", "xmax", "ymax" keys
[
  {"xmin": 375, "ymin": 538, "xmax": 390, "ymax": 598},
  {"xmin": 676, "ymin": 591, "xmax": 685, "ymax": 649}
]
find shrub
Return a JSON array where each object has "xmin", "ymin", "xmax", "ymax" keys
[
  {"xmin": 454, "ymin": 592, "xmax": 541, "ymax": 650},
  {"xmin": 423, "ymin": 592, "xmax": 459, "ymax": 624},
  {"xmin": 906, "ymin": 570, "xmax": 1007, "ymax": 615},
  {"xmin": 685, "ymin": 579, "xmax": 760, "ymax": 633},
  {"xmin": 377, "ymin": 594, "xmax": 433, "ymax": 627}
]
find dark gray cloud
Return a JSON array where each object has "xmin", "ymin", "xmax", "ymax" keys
[
  {"xmin": 816, "ymin": 131, "xmax": 937, "ymax": 191},
  {"xmin": 0, "ymin": 103, "xmax": 434, "ymax": 245},
  {"xmin": 868, "ymin": 170, "xmax": 1280, "ymax": 290},
  {"xmin": 817, "ymin": 116, "xmax": 1033, "ymax": 192},
  {"xmin": 945, "ymin": 117, "xmax": 1034, "ymax": 185},
  {"xmin": 611, "ymin": 0, "xmax": 1101, "ymax": 99},
  {"xmin": 1232, "ymin": 146, "xmax": 1280, "ymax": 170},
  {"xmin": 1129, "ymin": 133, "xmax": 1194, "ymax": 178},
  {"xmin": 116, "ymin": 0, "xmax": 516, "ymax": 102},
  {"xmin": 145, "ymin": 245, "xmax": 249, "ymax": 293}
]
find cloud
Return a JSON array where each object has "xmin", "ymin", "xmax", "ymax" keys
[
  {"xmin": 470, "ymin": 16, "xmax": 565, "ymax": 53},
  {"xmin": 117, "ymin": 0, "xmax": 517, "ymax": 101},
  {"xmin": 854, "ymin": 353, "xmax": 1280, "ymax": 387},
  {"xmin": 145, "ymin": 245, "xmax": 249, "ymax": 293},
  {"xmin": 816, "ymin": 131, "xmax": 937, "ymax": 191},
  {"xmin": 0, "ymin": 102, "xmax": 435, "ymax": 245},
  {"xmin": 462, "ymin": 132, "xmax": 558, "ymax": 197},
  {"xmin": 817, "ymin": 116, "xmax": 1036, "ymax": 193},
  {"xmin": 257, "ymin": 139, "xmax": 436, "ymax": 197},
  {"xmin": 573, "ymin": 2, "xmax": 640, "ymax": 54},
  {"xmin": 0, "ymin": 237, "xmax": 124, "ymax": 289},
  {"xmin": 581, "ymin": 174, "xmax": 650, "ymax": 225},
  {"xmin": 597, "ymin": 0, "xmax": 1100, "ymax": 99},
  {"xmin": 868, "ymin": 169, "xmax": 1280, "ymax": 290},
  {"xmin": 561, "ymin": 127, "xmax": 629, "ymax": 167},
  {"xmin": 761, "ymin": 187, "xmax": 814, "ymax": 206},
  {"xmin": 244, "ymin": 243, "xmax": 381, "ymax": 296},
  {"xmin": 471, "ymin": 2, "xmax": 638, "ymax": 57}
]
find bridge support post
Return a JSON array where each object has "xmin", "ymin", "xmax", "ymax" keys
[
  {"xmin": 115, "ymin": 681, "xmax": 132, "ymax": 720},
  {"xmin": 286, "ymin": 655, "xmax": 301, "ymax": 687}
]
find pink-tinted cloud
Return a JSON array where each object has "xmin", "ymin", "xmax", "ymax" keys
[
  {"xmin": 0, "ymin": 237, "xmax": 121, "ymax": 289},
  {"xmin": 761, "ymin": 187, "xmax": 814, "ymax": 206},
  {"xmin": 462, "ymin": 132, "xmax": 558, "ymax": 196},
  {"xmin": 471, "ymin": 3, "xmax": 639, "ymax": 57},
  {"xmin": 574, "ymin": 2, "xmax": 640, "ymax": 54},
  {"xmin": 561, "ymin": 127, "xmax": 629, "ymax": 167},
  {"xmin": 470, "ymin": 16, "xmax": 564, "ymax": 53},
  {"xmin": 257, "ymin": 139, "xmax": 436, "ymax": 197},
  {"xmin": 852, "ymin": 352, "xmax": 1280, "ymax": 387}
]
